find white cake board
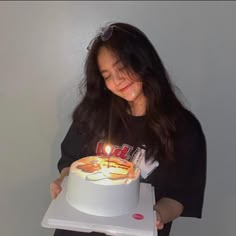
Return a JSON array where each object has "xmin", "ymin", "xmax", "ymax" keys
[{"xmin": 41, "ymin": 177, "xmax": 157, "ymax": 236}]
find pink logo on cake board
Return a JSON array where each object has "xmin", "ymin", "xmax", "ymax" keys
[{"xmin": 132, "ymin": 213, "xmax": 144, "ymax": 220}]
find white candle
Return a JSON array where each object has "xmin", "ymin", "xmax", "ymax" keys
[
  {"xmin": 105, "ymin": 145, "xmax": 111, "ymax": 168},
  {"xmin": 105, "ymin": 145, "xmax": 111, "ymax": 156}
]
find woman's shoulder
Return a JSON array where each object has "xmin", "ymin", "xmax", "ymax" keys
[
  {"xmin": 176, "ymin": 108, "xmax": 204, "ymax": 135},
  {"xmin": 174, "ymin": 108, "xmax": 206, "ymax": 148},
  {"xmin": 172, "ymin": 109, "xmax": 206, "ymax": 167}
]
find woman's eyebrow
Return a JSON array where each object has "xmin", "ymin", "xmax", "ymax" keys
[{"xmin": 100, "ymin": 60, "xmax": 121, "ymax": 74}]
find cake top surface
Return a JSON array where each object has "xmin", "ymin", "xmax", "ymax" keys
[{"xmin": 70, "ymin": 156, "xmax": 140, "ymax": 185}]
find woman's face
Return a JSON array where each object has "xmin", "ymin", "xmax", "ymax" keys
[{"xmin": 97, "ymin": 47, "xmax": 145, "ymax": 105}]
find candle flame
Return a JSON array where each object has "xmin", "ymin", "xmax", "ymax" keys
[{"xmin": 105, "ymin": 145, "xmax": 111, "ymax": 155}]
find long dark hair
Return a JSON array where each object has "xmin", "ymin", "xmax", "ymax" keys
[{"xmin": 73, "ymin": 22, "xmax": 187, "ymax": 162}]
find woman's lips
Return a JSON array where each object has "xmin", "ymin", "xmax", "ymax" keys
[{"xmin": 119, "ymin": 82, "xmax": 133, "ymax": 92}]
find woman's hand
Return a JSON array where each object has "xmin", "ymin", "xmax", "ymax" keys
[
  {"xmin": 50, "ymin": 178, "xmax": 63, "ymax": 199},
  {"xmin": 155, "ymin": 210, "xmax": 164, "ymax": 230},
  {"xmin": 154, "ymin": 197, "xmax": 184, "ymax": 230},
  {"xmin": 50, "ymin": 167, "xmax": 70, "ymax": 199}
]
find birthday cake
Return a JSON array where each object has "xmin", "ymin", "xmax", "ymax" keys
[{"xmin": 66, "ymin": 156, "xmax": 140, "ymax": 217}]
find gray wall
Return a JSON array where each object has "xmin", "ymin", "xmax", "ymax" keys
[{"xmin": 0, "ymin": 2, "xmax": 235, "ymax": 236}]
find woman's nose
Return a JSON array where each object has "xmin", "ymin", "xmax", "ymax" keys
[{"xmin": 112, "ymin": 72, "xmax": 124, "ymax": 85}]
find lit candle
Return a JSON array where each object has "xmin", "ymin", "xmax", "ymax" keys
[{"xmin": 105, "ymin": 144, "xmax": 111, "ymax": 168}]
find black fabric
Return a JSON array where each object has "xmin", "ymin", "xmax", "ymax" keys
[
  {"xmin": 54, "ymin": 230, "xmax": 106, "ymax": 236},
  {"xmin": 55, "ymin": 110, "xmax": 206, "ymax": 236}
]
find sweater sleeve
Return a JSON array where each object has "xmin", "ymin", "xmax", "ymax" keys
[
  {"xmin": 162, "ymin": 114, "xmax": 207, "ymax": 218},
  {"xmin": 57, "ymin": 123, "xmax": 89, "ymax": 173}
]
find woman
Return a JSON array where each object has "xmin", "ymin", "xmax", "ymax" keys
[{"xmin": 50, "ymin": 22, "xmax": 206, "ymax": 236}]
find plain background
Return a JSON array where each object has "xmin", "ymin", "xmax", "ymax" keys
[{"xmin": 0, "ymin": 1, "xmax": 235, "ymax": 236}]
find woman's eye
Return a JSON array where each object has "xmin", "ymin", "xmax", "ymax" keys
[
  {"xmin": 118, "ymin": 65, "xmax": 128, "ymax": 72},
  {"xmin": 104, "ymin": 75, "xmax": 111, "ymax": 81}
]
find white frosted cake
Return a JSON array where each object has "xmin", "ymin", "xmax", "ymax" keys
[{"xmin": 66, "ymin": 156, "xmax": 140, "ymax": 217}]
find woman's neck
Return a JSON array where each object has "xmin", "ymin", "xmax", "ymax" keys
[{"xmin": 128, "ymin": 96, "xmax": 147, "ymax": 116}]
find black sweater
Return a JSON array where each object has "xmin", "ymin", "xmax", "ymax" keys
[{"xmin": 56, "ymin": 111, "xmax": 206, "ymax": 236}]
